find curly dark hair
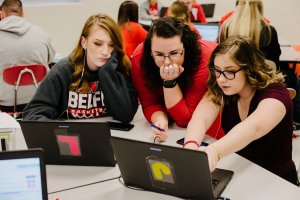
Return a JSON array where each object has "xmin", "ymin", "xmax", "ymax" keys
[{"xmin": 141, "ymin": 17, "xmax": 201, "ymax": 91}]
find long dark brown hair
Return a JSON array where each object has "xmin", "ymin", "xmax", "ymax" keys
[
  {"xmin": 118, "ymin": 0, "xmax": 139, "ymax": 26},
  {"xmin": 141, "ymin": 17, "xmax": 201, "ymax": 91}
]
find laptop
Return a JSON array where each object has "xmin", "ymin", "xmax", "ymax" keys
[
  {"xmin": 20, "ymin": 121, "xmax": 115, "ymax": 166},
  {"xmin": 194, "ymin": 23, "xmax": 220, "ymax": 42},
  {"xmin": 0, "ymin": 149, "xmax": 48, "ymax": 200},
  {"xmin": 201, "ymin": 3, "xmax": 216, "ymax": 18},
  {"xmin": 110, "ymin": 137, "xmax": 234, "ymax": 200}
]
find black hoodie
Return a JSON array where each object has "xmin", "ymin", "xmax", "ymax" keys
[{"xmin": 23, "ymin": 57, "xmax": 138, "ymax": 123}]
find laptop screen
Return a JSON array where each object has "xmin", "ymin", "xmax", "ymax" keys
[
  {"xmin": 194, "ymin": 24, "xmax": 220, "ymax": 42},
  {"xmin": 0, "ymin": 150, "xmax": 47, "ymax": 200}
]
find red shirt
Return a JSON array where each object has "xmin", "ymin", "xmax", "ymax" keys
[
  {"xmin": 131, "ymin": 40, "xmax": 224, "ymax": 139},
  {"xmin": 190, "ymin": 4, "xmax": 207, "ymax": 24},
  {"xmin": 121, "ymin": 22, "xmax": 147, "ymax": 58},
  {"xmin": 149, "ymin": 3, "xmax": 159, "ymax": 17}
]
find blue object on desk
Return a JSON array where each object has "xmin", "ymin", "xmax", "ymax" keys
[{"xmin": 150, "ymin": 124, "xmax": 165, "ymax": 132}]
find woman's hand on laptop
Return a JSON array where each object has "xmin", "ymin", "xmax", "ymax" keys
[
  {"xmin": 151, "ymin": 120, "xmax": 168, "ymax": 142},
  {"xmin": 199, "ymin": 145, "xmax": 219, "ymax": 172}
]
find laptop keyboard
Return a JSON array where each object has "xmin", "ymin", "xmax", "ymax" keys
[{"xmin": 212, "ymin": 178, "xmax": 221, "ymax": 189}]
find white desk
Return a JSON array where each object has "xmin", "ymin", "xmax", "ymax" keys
[
  {"xmin": 48, "ymin": 160, "xmax": 300, "ymax": 200},
  {"xmin": 280, "ymin": 46, "xmax": 300, "ymax": 62},
  {"xmin": 15, "ymin": 108, "xmax": 300, "ymax": 199},
  {"xmin": 139, "ymin": 19, "xmax": 152, "ymax": 27},
  {"xmin": 206, "ymin": 16, "xmax": 221, "ymax": 23}
]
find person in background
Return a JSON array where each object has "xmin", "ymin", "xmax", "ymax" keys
[
  {"xmin": 220, "ymin": 0, "xmax": 298, "ymax": 103},
  {"xmin": 131, "ymin": 17, "xmax": 223, "ymax": 141},
  {"xmin": 0, "ymin": 0, "xmax": 55, "ymax": 113},
  {"xmin": 139, "ymin": 0, "xmax": 164, "ymax": 21},
  {"xmin": 219, "ymin": 0, "xmax": 279, "ymax": 68},
  {"xmin": 219, "ymin": 0, "xmax": 270, "ymax": 26},
  {"xmin": 184, "ymin": 36, "xmax": 299, "ymax": 186},
  {"xmin": 178, "ymin": 0, "xmax": 206, "ymax": 23},
  {"xmin": 167, "ymin": 1, "xmax": 201, "ymax": 39},
  {"xmin": 118, "ymin": 0, "xmax": 147, "ymax": 58},
  {"xmin": 23, "ymin": 13, "xmax": 138, "ymax": 123}
]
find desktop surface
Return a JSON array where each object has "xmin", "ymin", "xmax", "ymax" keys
[{"xmin": 11, "ymin": 108, "xmax": 300, "ymax": 200}]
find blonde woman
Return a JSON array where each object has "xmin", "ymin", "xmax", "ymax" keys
[{"xmin": 219, "ymin": 0, "xmax": 281, "ymax": 68}]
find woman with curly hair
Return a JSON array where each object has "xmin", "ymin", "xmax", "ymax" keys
[
  {"xmin": 184, "ymin": 36, "xmax": 299, "ymax": 186},
  {"xmin": 131, "ymin": 17, "xmax": 222, "ymax": 141},
  {"xmin": 23, "ymin": 13, "xmax": 138, "ymax": 122}
]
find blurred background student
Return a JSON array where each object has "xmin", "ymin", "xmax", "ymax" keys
[
  {"xmin": 139, "ymin": 0, "xmax": 164, "ymax": 20},
  {"xmin": 0, "ymin": 0, "xmax": 55, "ymax": 114},
  {"xmin": 178, "ymin": 0, "xmax": 206, "ymax": 23},
  {"xmin": 167, "ymin": 1, "xmax": 201, "ymax": 39},
  {"xmin": 219, "ymin": 0, "xmax": 280, "ymax": 68},
  {"xmin": 23, "ymin": 13, "xmax": 138, "ymax": 123},
  {"xmin": 118, "ymin": 0, "xmax": 147, "ymax": 58},
  {"xmin": 219, "ymin": 0, "xmax": 270, "ymax": 26}
]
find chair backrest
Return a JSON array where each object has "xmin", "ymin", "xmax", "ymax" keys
[
  {"xmin": 288, "ymin": 88, "xmax": 296, "ymax": 99},
  {"xmin": 3, "ymin": 64, "xmax": 47, "ymax": 86}
]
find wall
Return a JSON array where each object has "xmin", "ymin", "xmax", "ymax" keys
[{"xmin": 19, "ymin": 0, "xmax": 300, "ymax": 56}]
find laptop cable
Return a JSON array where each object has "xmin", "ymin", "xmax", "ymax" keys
[
  {"xmin": 47, "ymin": 175, "xmax": 121, "ymax": 194},
  {"xmin": 118, "ymin": 174, "xmax": 145, "ymax": 191}
]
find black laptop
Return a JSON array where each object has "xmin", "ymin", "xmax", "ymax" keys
[
  {"xmin": 201, "ymin": 3, "xmax": 216, "ymax": 18},
  {"xmin": 110, "ymin": 137, "xmax": 234, "ymax": 200},
  {"xmin": 0, "ymin": 149, "xmax": 48, "ymax": 200},
  {"xmin": 20, "ymin": 121, "xmax": 115, "ymax": 166}
]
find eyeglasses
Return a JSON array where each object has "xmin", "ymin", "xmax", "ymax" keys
[
  {"xmin": 209, "ymin": 68, "xmax": 242, "ymax": 80},
  {"xmin": 151, "ymin": 49, "xmax": 184, "ymax": 62}
]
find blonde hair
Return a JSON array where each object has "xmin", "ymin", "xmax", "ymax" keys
[
  {"xmin": 168, "ymin": 1, "xmax": 191, "ymax": 23},
  {"xmin": 219, "ymin": 0, "xmax": 270, "ymax": 49},
  {"xmin": 69, "ymin": 13, "xmax": 130, "ymax": 92}
]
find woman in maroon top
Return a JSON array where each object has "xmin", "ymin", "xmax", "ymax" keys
[{"xmin": 184, "ymin": 36, "xmax": 299, "ymax": 186}]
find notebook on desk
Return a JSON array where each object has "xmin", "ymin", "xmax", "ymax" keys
[
  {"xmin": 0, "ymin": 149, "xmax": 48, "ymax": 200},
  {"xmin": 202, "ymin": 3, "xmax": 216, "ymax": 18},
  {"xmin": 194, "ymin": 23, "xmax": 220, "ymax": 42},
  {"xmin": 110, "ymin": 137, "xmax": 234, "ymax": 200},
  {"xmin": 20, "ymin": 121, "xmax": 115, "ymax": 166}
]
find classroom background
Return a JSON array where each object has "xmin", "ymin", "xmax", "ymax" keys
[{"xmin": 9, "ymin": 0, "xmax": 299, "ymax": 56}]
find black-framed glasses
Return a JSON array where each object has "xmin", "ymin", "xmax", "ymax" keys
[
  {"xmin": 209, "ymin": 68, "xmax": 243, "ymax": 80},
  {"xmin": 151, "ymin": 49, "xmax": 184, "ymax": 62}
]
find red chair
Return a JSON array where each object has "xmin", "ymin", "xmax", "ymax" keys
[{"xmin": 3, "ymin": 64, "xmax": 47, "ymax": 118}]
